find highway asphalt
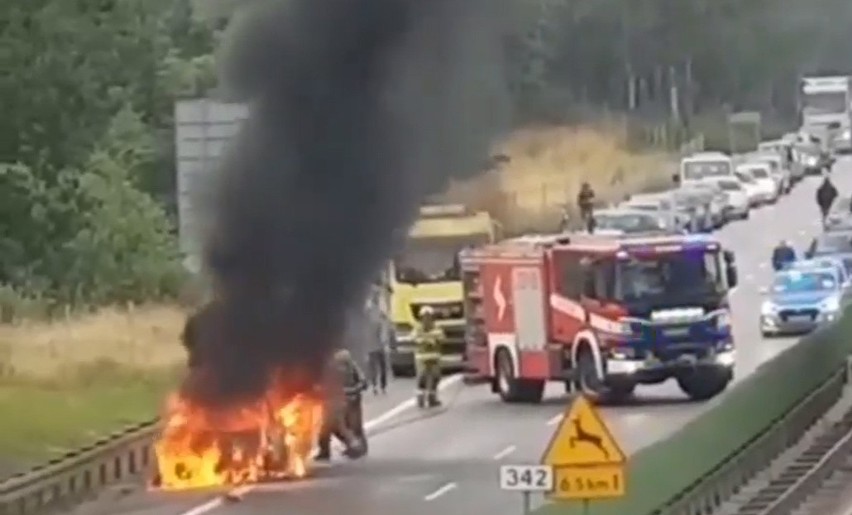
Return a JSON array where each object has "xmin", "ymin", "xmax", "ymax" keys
[{"xmin": 66, "ymin": 161, "xmax": 850, "ymax": 515}]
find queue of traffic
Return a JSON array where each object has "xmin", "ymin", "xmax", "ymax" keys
[{"xmin": 594, "ymin": 133, "xmax": 829, "ymax": 237}]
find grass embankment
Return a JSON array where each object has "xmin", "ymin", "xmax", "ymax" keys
[
  {"xmin": 0, "ymin": 305, "xmax": 186, "ymax": 473},
  {"xmin": 444, "ymin": 123, "xmax": 677, "ymax": 234}
]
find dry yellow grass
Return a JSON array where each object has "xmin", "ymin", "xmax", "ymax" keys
[
  {"xmin": 0, "ymin": 305, "xmax": 188, "ymax": 467},
  {"xmin": 443, "ymin": 122, "xmax": 677, "ymax": 233},
  {"xmin": 0, "ymin": 305, "xmax": 187, "ymax": 382}
]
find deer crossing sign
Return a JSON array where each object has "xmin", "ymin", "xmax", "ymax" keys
[{"xmin": 540, "ymin": 395, "xmax": 626, "ymax": 501}]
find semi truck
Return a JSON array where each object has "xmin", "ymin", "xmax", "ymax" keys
[{"xmin": 800, "ymin": 75, "xmax": 852, "ymax": 153}]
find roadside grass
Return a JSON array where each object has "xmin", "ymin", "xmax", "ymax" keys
[
  {"xmin": 442, "ymin": 122, "xmax": 677, "ymax": 234},
  {"xmin": 0, "ymin": 305, "xmax": 187, "ymax": 470}
]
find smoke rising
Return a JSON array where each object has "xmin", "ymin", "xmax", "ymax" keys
[{"xmin": 184, "ymin": 0, "xmax": 510, "ymax": 406}]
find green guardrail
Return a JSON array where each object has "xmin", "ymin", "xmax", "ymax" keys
[{"xmin": 535, "ymin": 312, "xmax": 852, "ymax": 515}]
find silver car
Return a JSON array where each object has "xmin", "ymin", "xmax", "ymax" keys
[
  {"xmin": 620, "ymin": 193, "xmax": 690, "ymax": 233},
  {"xmin": 592, "ymin": 207, "xmax": 674, "ymax": 234},
  {"xmin": 679, "ymin": 182, "xmax": 727, "ymax": 227}
]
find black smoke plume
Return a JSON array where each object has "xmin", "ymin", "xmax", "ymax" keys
[{"xmin": 184, "ymin": 0, "xmax": 510, "ymax": 406}]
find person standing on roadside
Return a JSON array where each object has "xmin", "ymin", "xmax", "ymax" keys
[
  {"xmin": 365, "ymin": 287, "xmax": 391, "ymax": 395},
  {"xmin": 816, "ymin": 175, "xmax": 839, "ymax": 227},
  {"xmin": 577, "ymin": 182, "xmax": 596, "ymax": 232}
]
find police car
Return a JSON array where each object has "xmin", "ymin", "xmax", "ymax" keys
[{"xmin": 760, "ymin": 262, "xmax": 850, "ymax": 337}]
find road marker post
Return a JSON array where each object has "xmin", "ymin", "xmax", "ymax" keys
[
  {"xmin": 499, "ymin": 464, "xmax": 554, "ymax": 514},
  {"xmin": 540, "ymin": 394, "xmax": 627, "ymax": 504}
]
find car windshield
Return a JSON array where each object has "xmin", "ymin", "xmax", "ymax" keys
[
  {"xmin": 735, "ymin": 171, "xmax": 755, "ymax": 184},
  {"xmin": 394, "ymin": 233, "xmax": 490, "ymax": 284},
  {"xmin": 615, "ymin": 250, "xmax": 723, "ymax": 305},
  {"xmin": 595, "ymin": 213, "xmax": 665, "ymax": 232},
  {"xmin": 772, "ymin": 269, "xmax": 838, "ymax": 293},
  {"xmin": 682, "ymin": 160, "xmax": 731, "ymax": 180},
  {"xmin": 718, "ymin": 180, "xmax": 743, "ymax": 191},
  {"xmin": 750, "ymin": 167, "xmax": 769, "ymax": 179}
]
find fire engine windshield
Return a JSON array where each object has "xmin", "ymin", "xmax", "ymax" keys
[
  {"xmin": 615, "ymin": 250, "xmax": 724, "ymax": 308},
  {"xmin": 394, "ymin": 234, "xmax": 490, "ymax": 284}
]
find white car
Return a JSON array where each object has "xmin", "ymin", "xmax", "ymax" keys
[
  {"xmin": 735, "ymin": 164, "xmax": 777, "ymax": 204},
  {"xmin": 704, "ymin": 177, "xmax": 750, "ymax": 220},
  {"xmin": 747, "ymin": 153, "xmax": 789, "ymax": 195}
]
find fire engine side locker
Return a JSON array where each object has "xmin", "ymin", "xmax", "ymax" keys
[{"xmin": 510, "ymin": 266, "xmax": 550, "ymax": 379}]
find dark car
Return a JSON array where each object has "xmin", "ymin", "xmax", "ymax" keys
[
  {"xmin": 805, "ymin": 230, "xmax": 852, "ymax": 262},
  {"xmin": 825, "ymin": 197, "xmax": 852, "ymax": 231},
  {"xmin": 592, "ymin": 208, "xmax": 673, "ymax": 234}
]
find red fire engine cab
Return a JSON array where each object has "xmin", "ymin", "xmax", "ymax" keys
[{"xmin": 460, "ymin": 231, "xmax": 738, "ymax": 404}]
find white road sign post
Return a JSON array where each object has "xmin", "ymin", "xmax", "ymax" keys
[{"xmin": 499, "ymin": 464, "xmax": 555, "ymax": 514}]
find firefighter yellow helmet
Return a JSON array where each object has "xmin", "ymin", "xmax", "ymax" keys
[{"xmin": 333, "ymin": 348, "xmax": 351, "ymax": 362}]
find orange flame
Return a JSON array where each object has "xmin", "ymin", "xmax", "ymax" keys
[{"xmin": 153, "ymin": 378, "xmax": 324, "ymax": 490}]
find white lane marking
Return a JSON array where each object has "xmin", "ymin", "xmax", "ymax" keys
[
  {"xmin": 493, "ymin": 445, "xmax": 516, "ymax": 460},
  {"xmin": 758, "ymin": 262, "xmax": 767, "ymax": 270},
  {"xmin": 547, "ymin": 414, "xmax": 562, "ymax": 426},
  {"xmin": 365, "ymin": 374, "xmax": 463, "ymax": 431},
  {"xmin": 179, "ymin": 485, "xmax": 254, "ymax": 515},
  {"xmin": 744, "ymin": 274, "xmax": 755, "ymax": 283},
  {"xmin": 424, "ymin": 482, "xmax": 458, "ymax": 501},
  {"xmin": 177, "ymin": 374, "xmax": 463, "ymax": 515},
  {"xmin": 798, "ymin": 229, "xmax": 806, "ymax": 235}
]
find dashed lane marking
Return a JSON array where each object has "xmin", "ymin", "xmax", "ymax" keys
[
  {"xmin": 493, "ymin": 445, "xmax": 516, "ymax": 460},
  {"xmin": 423, "ymin": 482, "xmax": 458, "ymax": 501}
]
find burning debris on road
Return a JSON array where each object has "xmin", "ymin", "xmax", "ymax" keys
[{"xmin": 153, "ymin": 0, "xmax": 509, "ymax": 490}]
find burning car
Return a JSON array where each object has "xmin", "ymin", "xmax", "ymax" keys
[{"xmin": 152, "ymin": 375, "xmax": 324, "ymax": 490}]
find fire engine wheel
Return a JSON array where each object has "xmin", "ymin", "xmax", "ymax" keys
[
  {"xmin": 574, "ymin": 349, "xmax": 634, "ymax": 404},
  {"xmin": 676, "ymin": 367, "xmax": 732, "ymax": 401},
  {"xmin": 575, "ymin": 349, "xmax": 606, "ymax": 398},
  {"xmin": 494, "ymin": 349, "xmax": 544, "ymax": 404}
]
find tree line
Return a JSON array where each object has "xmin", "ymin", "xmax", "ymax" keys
[{"xmin": 2, "ymin": 0, "xmax": 850, "ymax": 318}]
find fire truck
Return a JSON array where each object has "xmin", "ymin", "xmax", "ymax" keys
[{"xmin": 459, "ymin": 232, "xmax": 738, "ymax": 404}]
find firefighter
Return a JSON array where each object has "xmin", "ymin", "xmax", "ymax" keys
[
  {"xmin": 577, "ymin": 182, "xmax": 596, "ymax": 232},
  {"xmin": 315, "ymin": 348, "xmax": 367, "ymax": 461},
  {"xmin": 413, "ymin": 306, "xmax": 444, "ymax": 408}
]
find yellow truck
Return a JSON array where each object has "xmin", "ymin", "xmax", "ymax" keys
[{"xmin": 388, "ymin": 204, "xmax": 501, "ymax": 377}]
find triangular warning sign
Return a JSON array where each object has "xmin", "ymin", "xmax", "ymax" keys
[{"xmin": 541, "ymin": 395, "xmax": 625, "ymax": 466}]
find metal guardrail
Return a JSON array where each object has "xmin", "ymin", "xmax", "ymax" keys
[
  {"xmin": 656, "ymin": 361, "xmax": 850, "ymax": 515},
  {"xmin": 0, "ymin": 420, "xmax": 159, "ymax": 515}
]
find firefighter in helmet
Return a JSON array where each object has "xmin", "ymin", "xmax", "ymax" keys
[
  {"xmin": 315, "ymin": 348, "xmax": 367, "ymax": 461},
  {"xmin": 413, "ymin": 306, "xmax": 444, "ymax": 408}
]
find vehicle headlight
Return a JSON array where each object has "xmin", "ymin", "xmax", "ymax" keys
[
  {"xmin": 843, "ymin": 129, "xmax": 850, "ymax": 140},
  {"xmin": 820, "ymin": 296, "xmax": 840, "ymax": 313},
  {"xmin": 760, "ymin": 302, "xmax": 778, "ymax": 316},
  {"xmin": 614, "ymin": 318, "xmax": 634, "ymax": 336},
  {"xmin": 716, "ymin": 310, "xmax": 732, "ymax": 329}
]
